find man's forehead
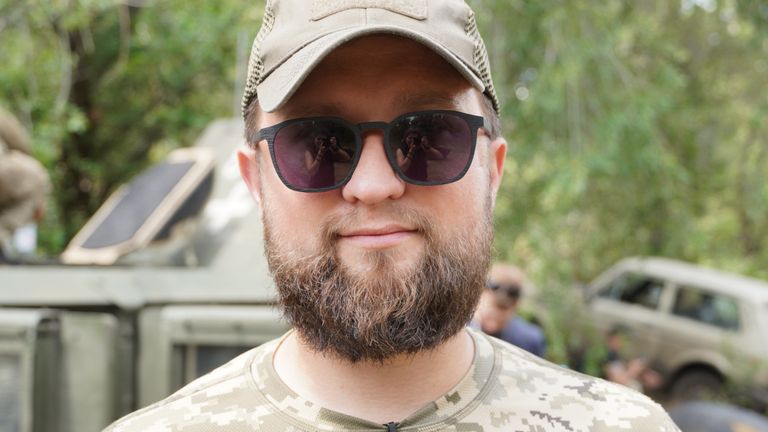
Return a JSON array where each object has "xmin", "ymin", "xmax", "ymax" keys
[
  {"xmin": 489, "ymin": 264, "xmax": 524, "ymax": 285},
  {"xmin": 278, "ymin": 92, "xmax": 466, "ymax": 120}
]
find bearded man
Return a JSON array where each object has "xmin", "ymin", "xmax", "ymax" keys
[{"xmin": 105, "ymin": 1, "xmax": 680, "ymax": 430}]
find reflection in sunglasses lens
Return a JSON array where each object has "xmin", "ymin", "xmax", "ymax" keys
[
  {"xmin": 389, "ymin": 113, "xmax": 472, "ymax": 184},
  {"xmin": 274, "ymin": 120, "xmax": 357, "ymax": 190}
]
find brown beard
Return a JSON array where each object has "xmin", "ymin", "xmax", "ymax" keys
[{"xmin": 263, "ymin": 202, "xmax": 493, "ymax": 363}]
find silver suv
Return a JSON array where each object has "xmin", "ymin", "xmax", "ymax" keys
[{"xmin": 584, "ymin": 257, "xmax": 768, "ymax": 406}]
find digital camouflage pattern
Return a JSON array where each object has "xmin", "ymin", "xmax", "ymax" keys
[{"xmin": 104, "ymin": 329, "xmax": 681, "ymax": 431}]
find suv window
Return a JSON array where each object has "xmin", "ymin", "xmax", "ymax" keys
[
  {"xmin": 598, "ymin": 273, "xmax": 664, "ymax": 310},
  {"xmin": 671, "ymin": 286, "xmax": 740, "ymax": 331}
]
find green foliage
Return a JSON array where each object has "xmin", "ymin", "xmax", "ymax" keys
[
  {"xmin": 468, "ymin": 0, "xmax": 768, "ymax": 373},
  {"xmin": 469, "ymin": 0, "xmax": 768, "ymax": 284},
  {"xmin": 4, "ymin": 0, "xmax": 764, "ymax": 276},
  {"xmin": 0, "ymin": 0, "xmax": 263, "ymax": 252}
]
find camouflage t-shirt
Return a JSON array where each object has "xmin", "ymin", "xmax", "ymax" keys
[{"xmin": 104, "ymin": 329, "xmax": 680, "ymax": 431}]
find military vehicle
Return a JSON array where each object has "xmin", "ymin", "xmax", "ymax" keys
[{"xmin": 0, "ymin": 119, "xmax": 290, "ymax": 432}]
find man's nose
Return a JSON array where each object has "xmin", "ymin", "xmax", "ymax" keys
[{"xmin": 341, "ymin": 132, "xmax": 406, "ymax": 204}]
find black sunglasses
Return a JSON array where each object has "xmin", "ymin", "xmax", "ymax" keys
[
  {"xmin": 252, "ymin": 110, "xmax": 491, "ymax": 192},
  {"xmin": 486, "ymin": 281, "xmax": 521, "ymax": 300}
]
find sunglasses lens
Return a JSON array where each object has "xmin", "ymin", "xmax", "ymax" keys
[
  {"xmin": 389, "ymin": 112, "xmax": 473, "ymax": 184},
  {"xmin": 273, "ymin": 120, "xmax": 357, "ymax": 190}
]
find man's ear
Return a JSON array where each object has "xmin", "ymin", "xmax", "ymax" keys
[
  {"xmin": 238, "ymin": 147, "xmax": 262, "ymax": 206},
  {"xmin": 488, "ymin": 136, "xmax": 507, "ymax": 205}
]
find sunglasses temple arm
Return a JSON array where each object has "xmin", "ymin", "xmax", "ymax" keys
[
  {"xmin": 481, "ymin": 117, "xmax": 493, "ymax": 136},
  {"xmin": 250, "ymin": 131, "xmax": 268, "ymax": 149}
]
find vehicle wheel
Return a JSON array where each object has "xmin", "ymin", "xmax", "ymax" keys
[{"xmin": 669, "ymin": 370, "xmax": 724, "ymax": 402}]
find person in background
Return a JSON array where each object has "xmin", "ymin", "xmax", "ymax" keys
[
  {"xmin": 0, "ymin": 107, "xmax": 51, "ymax": 262},
  {"xmin": 603, "ymin": 326, "xmax": 664, "ymax": 393},
  {"xmin": 473, "ymin": 263, "xmax": 547, "ymax": 357}
]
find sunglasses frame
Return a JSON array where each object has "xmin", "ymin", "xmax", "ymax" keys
[
  {"xmin": 486, "ymin": 281, "xmax": 521, "ymax": 300},
  {"xmin": 251, "ymin": 110, "xmax": 491, "ymax": 193}
]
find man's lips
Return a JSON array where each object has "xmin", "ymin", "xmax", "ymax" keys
[{"xmin": 338, "ymin": 225, "xmax": 418, "ymax": 249}]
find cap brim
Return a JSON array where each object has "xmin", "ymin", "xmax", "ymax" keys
[{"xmin": 256, "ymin": 25, "xmax": 485, "ymax": 113}]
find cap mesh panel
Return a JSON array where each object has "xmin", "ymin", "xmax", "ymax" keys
[
  {"xmin": 465, "ymin": 10, "xmax": 500, "ymax": 114},
  {"xmin": 242, "ymin": 1, "xmax": 277, "ymax": 115}
]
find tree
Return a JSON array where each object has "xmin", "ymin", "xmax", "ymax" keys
[
  {"xmin": 470, "ymin": 0, "xmax": 768, "ymax": 283},
  {"xmin": 2, "ymin": 0, "xmax": 767, "ymax": 289},
  {"xmin": 0, "ymin": 0, "xmax": 263, "ymax": 252}
]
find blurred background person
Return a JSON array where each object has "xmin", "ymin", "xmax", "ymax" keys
[
  {"xmin": 602, "ymin": 326, "xmax": 664, "ymax": 393},
  {"xmin": 472, "ymin": 263, "xmax": 547, "ymax": 357},
  {"xmin": 0, "ymin": 107, "xmax": 51, "ymax": 262}
]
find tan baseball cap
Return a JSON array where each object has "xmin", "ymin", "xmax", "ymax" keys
[{"xmin": 242, "ymin": 0, "xmax": 500, "ymax": 116}]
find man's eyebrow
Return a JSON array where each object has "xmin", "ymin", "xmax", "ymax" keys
[
  {"xmin": 282, "ymin": 103, "xmax": 343, "ymax": 118},
  {"xmin": 394, "ymin": 93, "xmax": 461, "ymax": 110}
]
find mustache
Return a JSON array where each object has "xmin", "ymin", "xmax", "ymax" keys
[{"xmin": 319, "ymin": 205, "xmax": 435, "ymax": 245}]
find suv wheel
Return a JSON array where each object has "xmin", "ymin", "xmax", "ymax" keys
[{"xmin": 670, "ymin": 370, "xmax": 723, "ymax": 402}]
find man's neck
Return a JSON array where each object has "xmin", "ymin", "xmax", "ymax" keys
[{"xmin": 272, "ymin": 329, "xmax": 475, "ymax": 425}]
